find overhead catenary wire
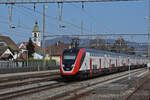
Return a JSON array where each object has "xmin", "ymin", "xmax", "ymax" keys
[
  {"xmin": 0, "ymin": 0, "xmax": 139, "ymax": 4},
  {"xmin": 0, "ymin": 31, "xmax": 29, "ymax": 39},
  {"xmin": 9, "ymin": 5, "xmax": 60, "ymax": 35},
  {"xmin": 14, "ymin": 5, "xmax": 80, "ymax": 34},
  {"xmin": 8, "ymin": 4, "xmax": 13, "ymax": 29},
  {"xmin": 4, "ymin": 1, "xmax": 144, "ymax": 37},
  {"xmin": 16, "ymin": 5, "xmax": 94, "ymax": 34},
  {"xmin": 70, "ymin": 3, "xmax": 114, "ymax": 34},
  {"xmin": 0, "ymin": 0, "xmax": 148, "ymax": 44},
  {"xmin": 0, "ymin": 12, "xmax": 64, "ymax": 36}
]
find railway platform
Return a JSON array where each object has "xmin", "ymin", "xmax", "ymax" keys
[
  {"xmin": 0, "ymin": 69, "xmax": 59, "ymax": 82},
  {"xmin": 0, "ymin": 68, "xmax": 148, "ymax": 100},
  {"xmin": 127, "ymin": 73, "xmax": 150, "ymax": 100},
  {"xmin": 75, "ymin": 68, "xmax": 150, "ymax": 100}
]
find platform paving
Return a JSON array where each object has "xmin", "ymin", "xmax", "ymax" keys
[
  {"xmin": 76, "ymin": 70, "xmax": 150, "ymax": 100},
  {"xmin": 0, "ymin": 70, "xmax": 59, "ymax": 81}
]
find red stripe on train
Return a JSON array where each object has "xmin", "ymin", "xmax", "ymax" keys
[
  {"xmin": 109, "ymin": 59, "xmax": 111, "ymax": 72},
  {"xmin": 90, "ymin": 59, "xmax": 92, "ymax": 77},
  {"xmin": 60, "ymin": 53, "xmax": 63, "ymax": 74},
  {"xmin": 99, "ymin": 59, "xmax": 101, "ymax": 73},
  {"xmin": 61, "ymin": 48, "xmax": 86, "ymax": 75},
  {"xmin": 122, "ymin": 60, "xmax": 124, "ymax": 70},
  {"xmin": 116, "ymin": 59, "xmax": 118, "ymax": 72}
]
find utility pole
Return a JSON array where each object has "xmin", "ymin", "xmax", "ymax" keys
[
  {"xmin": 8, "ymin": 4, "xmax": 13, "ymax": 28},
  {"xmin": 148, "ymin": 0, "xmax": 150, "ymax": 60},
  {"xmin": 81, "ymin": 2, "xmax": 84, "ymax": 35},
  {"xmin": 147, "ymin": 0, "xmax": 150, "ymax": 72},
  {"xmin": 58, "ymin": 3, "xmax": 63, "ymax": 28},
  {"xmin": 81, "ymin": 21, "xmax": 83, "ymax": 35},
  {"xmin": 42, "ymin": 4, "xmax": 46, "ymax": 70}
]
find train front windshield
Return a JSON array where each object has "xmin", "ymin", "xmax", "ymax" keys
[
  {"xmin": 62, "ymin": 49, "xmax": 79, "ymax": 64},
  {"xmin": 63, "ymin": 53, "xmax": 76, "ymax": 60}
]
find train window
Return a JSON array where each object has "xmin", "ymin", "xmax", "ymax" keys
[
  {"xmin": 63, "ymin": 53, "xmax": 76, "ymax": 60},
  {"xmin": 80, "ymin": 52, "xmax": 86, "ymax": 68},
  {"xmin": 111, "ymin": 64, "xmax": 115, "ymax": 67},
  {"xmin": 63, "ymin": 49, "xmax": 79, "ymax": 62}
]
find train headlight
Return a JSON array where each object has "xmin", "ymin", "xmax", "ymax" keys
[
  {"xmin": 71, "ymin": 64, "xmax": 75, "ymax": 68},
  {"xmin": 62, "ymin": 64, "xmax": 65, "ymax": 67}
]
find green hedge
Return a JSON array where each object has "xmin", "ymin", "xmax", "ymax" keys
[{"xmin": 28, "ymin": 58, "xmax": 56, "ymax": 63}]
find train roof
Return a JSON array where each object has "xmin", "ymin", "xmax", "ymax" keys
[
  {"xmin": 64, "ymin": 48, "xmax": 147, "ymax": 59},
  {"xmin": 85, "ymin": 48, "xmax": 146, "ymax": 59},
  {"xmin": 67, "ymin": 48, "xmax": 146, "ymax": 59}
]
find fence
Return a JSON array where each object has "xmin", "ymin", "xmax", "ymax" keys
[{"xmin": 0, "ymin": 61, "xmax": 59, "ymax": 74}]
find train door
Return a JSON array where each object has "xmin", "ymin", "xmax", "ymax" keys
[
  {"xmin": 99, "ymin": 55, "xmax": 104, "ymax": 74},
  {"xmin": 109, "ymin": 55, "xmax": 112, "ymax": 73},
  {"xmin": 101, "ymin": 55, "xmax": 105, "ymax": 70},
  {"xmin": 104, "ymin": 54, "xmax": 107, "ymax": 69},
  {"xmin": 111, "ymin": 56, "xmax": 116, "ymax": 73},
  {"xmin": 84, "ymin": 52, "xmax": 90, "ymax": 72},
  {"xmin": 104, "ymin": 54, "xmax": 109, "ymax": 73},
  {"xmin": 116, "ymin": 56, "xmax": 119, "ymax": 72},
  {"xmin": 118, "ymin": 56, "xmax": 122, "ymax": 71}
]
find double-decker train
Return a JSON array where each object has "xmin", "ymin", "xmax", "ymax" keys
[{"xmin": 60, "ymin": 48, "xmax": 148, "ymax": 78}]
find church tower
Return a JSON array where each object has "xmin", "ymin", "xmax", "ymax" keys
[{"xmin": 32, "ymin": 21, "xmax": 41, "ymax": 47}]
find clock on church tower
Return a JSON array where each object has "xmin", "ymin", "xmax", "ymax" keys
[{"xmin": 32, "ymin": 21, "xmax": 41, "ymax": 47}]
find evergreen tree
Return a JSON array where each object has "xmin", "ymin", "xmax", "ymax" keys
[{"xmin": 26, "ymin": 38, "xmax": 35, "ymax": 58}]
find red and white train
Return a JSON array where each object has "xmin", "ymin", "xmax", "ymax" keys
[{"xmin": 60, "ymin": 48, "xmax": 148, "ymax": 78}]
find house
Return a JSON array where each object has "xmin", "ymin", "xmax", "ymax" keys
[
  {"xmin": 18, "ymin": 42, "xmax": 42, "ymax": 60},
  {"xmin": 19, "ymin": 42, "xmax": 42, "ymax": 51},
  {"xmin": 33, "ymin": 50, "xmax": 43, "ymax": 60},
  {"xmin": 0, "ymin": 36, "xmax": 20, "ymax": 60},
  {"xmin": 18, "ymin": 21, "xmax": 43, "ymax": 60},
  {"xmin": 0, "ymin": 47, "xmax": 14, "ymax": 60},
  {"xmin": 46, "ymin": 41, "xmax": 71, "ymax": 64}
]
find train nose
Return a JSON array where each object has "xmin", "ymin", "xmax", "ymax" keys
[{"xmin": 63, "ymin": 64, "xmax": 75, "ymax": 71}]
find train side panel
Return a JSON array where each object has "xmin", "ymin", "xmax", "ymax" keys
[{"xmin": 60, "ymin": 48, "xmax": 148, "ymax": 79}]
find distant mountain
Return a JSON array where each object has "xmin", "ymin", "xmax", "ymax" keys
[
  {"xmin": 41, "ymin": 37, "xmax": 91, "ymax": 48},
  {"xmin": 44, "ymin": 37, "xmax": 72, "ymax": 47},
  {"xmin": 40, "ymin": 37, "xmax": 148, "ymax": 56}
]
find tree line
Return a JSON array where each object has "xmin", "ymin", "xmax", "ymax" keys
[
  {"xmin": 89, "ymin": 38, "xmax": 135, "ymax": 55},
  {"xmin": 26, "ymin": 37, "xmax": 136, "ymax": 59}
]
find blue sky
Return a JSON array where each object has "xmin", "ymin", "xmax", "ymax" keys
[{"xmin": 0, "ymin": 0, "xmax": 148, "ymax": 43}]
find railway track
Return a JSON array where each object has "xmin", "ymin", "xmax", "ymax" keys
[
  {"xmin": 0, "ymin": 79, "xmax": 66, "ymax": 100},
  {"xmin": 51, "ymin": 68, "xmax": 147, "ymax": 100},
  {"xmin": 0, "ymin": 70, "xmax": 62, "ymax": 100},
  {"xmin": 125, "ymin": 72, "xmax": 150, "ymax": 100},
  {"xmin": 0, "ymin": 70, "xmax": 59, "ymax": 83},
  {"xmin": 0, "ymin": 74, "xmax": 61, "ymax": 89},
  {"xmin": 5, "ymin": 68, "xmax": 147, "ymax": 100},
  {"xmin": 0, "ymin": 68, "xmax": 147, "ymax": 100}
]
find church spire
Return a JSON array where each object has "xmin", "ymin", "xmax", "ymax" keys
[
  {"xmin": 32, "ymin": 21, "xmax": 40, "ymax": 32},
  {"xmin": 32, "ymin": 21, "xmax": 41, "ymax": 47}
]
